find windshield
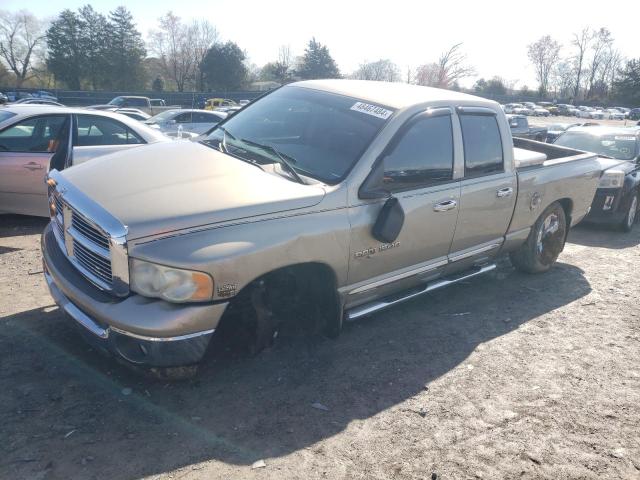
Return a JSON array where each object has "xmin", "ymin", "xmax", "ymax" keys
[
  {"xmin": 555, "ymin": 132, "xmax": 638, "ymax": 160},
  {"xmin": 108, "ymin": 97, "xmax": 125, "ymax": 106},
  {"xmin": 201, "ymin": 86, "xmax": 393, "ymax": 184},
  {"xmin": 146, "ymin": 110, "xmax": 178, "ymax": 123},
  {"xmin": 548, "ymin": 124, "xmax": 568, "ymax": 132}
]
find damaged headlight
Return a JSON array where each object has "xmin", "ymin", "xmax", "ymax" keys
[{"xmin": 130, "ymin": 259, "xmax": 214, "ymax": 303}]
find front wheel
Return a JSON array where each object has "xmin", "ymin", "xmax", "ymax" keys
[
  {"xmin": 620, "ymin": 194, "xmax": 638, "ymax": 233},
  {"xmin": 510, "ymin": 202, "xmax": 567, "ymax": 274}
]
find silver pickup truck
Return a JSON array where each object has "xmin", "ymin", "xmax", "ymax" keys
[{"xmin": 42, "ymin": 80, "xmax": 602, "ymax": 372}]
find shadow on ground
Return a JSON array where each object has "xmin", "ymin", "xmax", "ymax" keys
[
  {"xmin": 567, "ymin": 223, "xmax": 640, "ymax": 249},
  {"xmin": 0, "ymin": 215, "xmax": 48, "ymax": 239},
  {"xmin": 0, "ymin": 259, "xmax": 591, "ymax": 479}
]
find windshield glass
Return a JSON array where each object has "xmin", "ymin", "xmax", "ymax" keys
[
  {"xmin": 555, "ymin": 132, "xmax": 638, "ymax": 160},
  {"xmin": 201, "ymin": 86, "xmax": 393, "ymax": 184},
  {"xmin": 108, "ymin": 97, "xmax": 125, "ymax": 106},
  {"xmin": 0, "ymin": 111, "xmax": 17, "ymax": 123},
  {"xmin": 146, "ymin": 110, "xmax": 178, "ymax": 123}
]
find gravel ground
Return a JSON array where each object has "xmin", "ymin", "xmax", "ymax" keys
[{"xmin": 0, "ymin": 214, "xmax": 639, "ymax": 480}]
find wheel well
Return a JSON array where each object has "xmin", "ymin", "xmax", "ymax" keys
[
  {"xmin": 215, "ymin": 263, "xmax": 341, "ymax": 348},
  {"xmin": 557, "ymin": 198, "xmax": 573, "ymax": 227}
]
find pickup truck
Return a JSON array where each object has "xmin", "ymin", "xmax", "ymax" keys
[
  {"xmin": 89, "ymin": 96, "xmax": 179, "ymax": 116},
  {"xmin": 41, "ymin": 80, "xmax": 602, "ymax": 373},
  {"xmin": 507, "ymin": 114, "xmax": 548, "ymax": 141}
]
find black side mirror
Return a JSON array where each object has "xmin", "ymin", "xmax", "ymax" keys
[{"xmin": 372, "ymin": 197, "xmax": 405, "ymax": 243}]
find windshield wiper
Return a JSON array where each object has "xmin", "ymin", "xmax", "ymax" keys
[
  {"xmin": 239, "ymin": 138, "xmax": 305, "ymax": 184},
  {"xmin": 218, "ymin": 126, "xmax": 236, "ymax": 154}
]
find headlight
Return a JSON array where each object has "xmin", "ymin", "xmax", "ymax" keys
[
  {"xmin": 130, "ymin": 259, "xmax": 214, "ymax": 303},
  {"xmin": 598, "ymin": 169, "xmax": 625, "ymax": 188}
]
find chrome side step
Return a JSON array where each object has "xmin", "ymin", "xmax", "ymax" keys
[{"xmin": 345, "ymin": 263, "xmax": 496, "ymax": 321}]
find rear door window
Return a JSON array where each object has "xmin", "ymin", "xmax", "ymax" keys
[
  {"xmin": 76, "ymin": 115, "xmax": 144, "ymax": 146},
  {"xmin": 459, "ymin": 114, "xmax": 504, "ymax": 178}
]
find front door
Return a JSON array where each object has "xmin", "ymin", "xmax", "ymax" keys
[
  {"xmin": 346, "ymin": 109, "xmax": 461, "ymax": 307},
  {"xmin": 0, "ymin": 114, "xmax": 69, "ymax": 216},
  {"xmin": 448, "ymin": 109, "xmax": 517, "ymax": 268}
]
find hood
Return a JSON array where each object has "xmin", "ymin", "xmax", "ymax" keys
[
  {"xmin": 596, "ymin": 156, "xmax": 635, "ymax": 173},
  {"xmin": 62, "ymin": 141, "xmax": 326, "ymax": 240}
]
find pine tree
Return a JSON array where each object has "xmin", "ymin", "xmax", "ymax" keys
[
  {"xmin": 106, "ymin": 6, "xmax": 146, "ymax": 90},
  {"xmin": 296, "ymin": 38, "xmax": 340, "ymax": 80},
  {"xmin": 46, "ymin": 10, "xmax": 84, "ymax": 90},
  {"xmin": 78, "ymin": 5, "xmax": 109, "ymax": 90}
]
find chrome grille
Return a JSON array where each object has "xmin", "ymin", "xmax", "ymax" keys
[
  {"xmin": 46, "ymin": 170, "xmax": 130, "ymax": 296},
  {"xmin": 71, "ymin": 212, "xmax": 110, "ymax": 250},
  {"xmin": 72, "ymin": 239, "xmax": 113, "ymax": 284}
]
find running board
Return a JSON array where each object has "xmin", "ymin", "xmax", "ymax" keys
[{"xmin": 345, "ymin": 263, "xmax": 497, "ymax": 321}]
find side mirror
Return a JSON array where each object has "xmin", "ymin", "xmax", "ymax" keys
[{"xmin": 372, "ymin": 197, "xmax": 405, "ymax": 243}]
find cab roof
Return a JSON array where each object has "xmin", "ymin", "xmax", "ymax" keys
[{"xmin": 292, "ymin": 79, "xmax": 497, "ymax": 110}]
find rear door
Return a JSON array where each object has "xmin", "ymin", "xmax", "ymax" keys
[
  {"xmin": 447, "ymin": 107, "xmax": 516, "ymax": 269},
  {"xmin": 347, "ymin": 109, "xmax": 461, "ymax": 304},
  {"xmin": 0, "ymin": 114, "xmax": 69, "ymax": 216},
  {"xmin": 191, "ymin": 111, "xmax": 222, "ymax": 133},
  {"xmin": 72, "ymin": 114, "xmax": 146, "ymax": 164}
]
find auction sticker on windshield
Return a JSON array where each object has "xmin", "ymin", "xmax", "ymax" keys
[{"xmin": 350, "ymin": 102, "xmax": 393, "ymax": 120}]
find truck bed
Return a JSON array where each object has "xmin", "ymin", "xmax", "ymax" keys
[{"xmin": 513, "ymin": 137, "xmax": 594, "ymax": 169}]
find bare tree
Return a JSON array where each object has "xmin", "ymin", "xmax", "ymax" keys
[
  {"xmin": 585, "ymin": 28, "xmax": 613, "ymax": 99},
  {"xmin": 0, "ymin": 10, "xmax": 46, "ymax": 87},
  {"xmin": 191, "ymin": 19, "xmax": 218, "ymax": 91},
  {"xmin": 148, "ymin": 12, "xmax": 197, "ymax": 91},
  {"xmin": 527, "ymin": 35, "xmax": 561, "ymax": 96},
  {"xmin": 352, "ymin": 59, "xmax": 400, "ymax": 82},
  {"xmin": 278, "ymin": 45, "xmax": 292, "ymax": 72},
  {"xmin": 570, "ymin": 28, "xmax": 590, "ymax": 100},
  {"xmin": 415, "ymin": 43, "xmax": 474, "ymax": 88}
]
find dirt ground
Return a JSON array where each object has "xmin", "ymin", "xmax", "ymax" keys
[{"xmin": 1, "ymin": 214, "xmax": 639, "ymax": 480}]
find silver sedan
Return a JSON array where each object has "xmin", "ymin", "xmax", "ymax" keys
[
  {"xmin": 0, "ymin": 105, "xmax": 168, "ymax": 217},
  {"xmin": 144, "ymin": 109, "xmax": 227, "ymax": 135}
]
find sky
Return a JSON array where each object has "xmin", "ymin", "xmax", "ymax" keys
[{"xmin": 2, "ymin": 0, "xmax": 638, "ymax": 88}]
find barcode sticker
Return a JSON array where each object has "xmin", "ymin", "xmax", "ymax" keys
[{"xmin": 350, "ymin": 102, "xmax": 393, "ymax": 120}]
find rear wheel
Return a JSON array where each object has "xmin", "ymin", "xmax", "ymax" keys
[
  {"xmin": 510, "ymin": 202, "xmax": 567, "ymax": 274},
  {"xmin": 621, "ymin": 194, "xmax": 638, "ymax": 233}
]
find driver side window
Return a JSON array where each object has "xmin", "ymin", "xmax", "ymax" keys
[
  {"xmin": 0, "ymin": 115, "xmax": 67, "ymax": 152},
  {"xmin": 382, "ymin": 114, "xmax": 454, "ymax": 191}
]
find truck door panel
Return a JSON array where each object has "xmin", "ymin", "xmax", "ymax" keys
[
  {"xmin": 448, "ymin": 111, "xmax": 517, "ymax": 269},
  {"xmin": 346, "ymin": 110, "xmax": 460, "ymax": 306}
]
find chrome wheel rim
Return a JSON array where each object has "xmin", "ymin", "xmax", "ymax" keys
[
  {"xmin": 627, "ymin": 196, "xmax": 638, "ymax": 229},
  {"xmin": 536, "ymin": 213, "xmax": 560, "ymax": 255}
]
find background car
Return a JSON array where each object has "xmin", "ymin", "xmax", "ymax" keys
[
  {"xmin": 5, "ymin": 91, "xmax": 33, "ymax": 102},
  {"xmin": 604, "ymin": 108, "xmax": 625, "ymax": 120},
  {"xmin": 629, "ymin": 108, "xmax": 640, "ymax": 120},
  {"xmin": 545, "ymin": 122, "xmax": 581, "ymax": 143},
  {"xmin": 12, "ymin": 98, "xmax": 65, "ymax": 106},
  {"xmin": 144, "ymin": 109, "xmax": 227, "ymax": 135},
  {"xmin": 106, "ymin": 107, "xmax": 151, "ymax": 121},
  {"xmin": 553, "ymin": 126, "xmax": 640, "ymax": 231},
  {"xmin": 0, "ymin": 92, "xmax": 8, "ymax": 104},
  {"xmin": 32, "ymin": 91, "xmax": 58, "ymax": 101},
  {"xmin": 0, "ymin": 106, "xmax": 168, "ymax": 217}
]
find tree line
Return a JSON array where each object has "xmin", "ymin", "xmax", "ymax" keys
[{"xmin": 0, "ymin": 7, "xmax": 638, "ymax": 106}]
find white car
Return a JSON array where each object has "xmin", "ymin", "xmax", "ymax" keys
[
  {"xmin": 0, "ymin": 105, "xmax": 168, "ymax": 216},
  {"xmin": 604, "ymin": 108, "xmax": 625, "ymax": 120},
  {"xmin": 105, "ymin": 108, "xmax": 151, "ymax": 122},
  {"xmin": 145, "ymin": 109, "xmax": 227, "ymax": 135},
  {"xmin": 532, "ymin": 106, "xmax": 550, "ymax": 117}
]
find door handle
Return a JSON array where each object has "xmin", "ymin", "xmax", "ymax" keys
[
  {"xmin": 433, "ymin": 199, "xmax": 457, "ymax": 212},
  {"xmin": 23, "ymin": 162, "xmax": 44, "ymax": 171},
  {"xmin": 497, "ymin": 187, "xmax": 514, "ymax": 198}
]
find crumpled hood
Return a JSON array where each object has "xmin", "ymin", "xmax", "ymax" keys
[{"xmin": 62, "ymin": 141, "xmax": 326, "ymax": 240}]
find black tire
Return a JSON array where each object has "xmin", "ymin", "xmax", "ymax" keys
[
  {"xmin": 620, "ymin": 193, "xmax": 638, "ymax": 233},
  {"xmin": 510, "ymin": 202, "xmax": 567, "ymax": 274}
]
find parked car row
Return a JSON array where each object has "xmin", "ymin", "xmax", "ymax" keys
[{"xmin": 502, "ymin": 102, "xmax": 637, "ymax": 120}]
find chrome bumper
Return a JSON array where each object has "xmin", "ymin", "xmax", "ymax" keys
[{"xmin": 42, "ymin": 223, "xmax": 228, "ymax": 367}]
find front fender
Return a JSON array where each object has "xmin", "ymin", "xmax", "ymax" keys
[{"xmin": 129, "ymin": 208, "xmax": 351, "ymax": 301}]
